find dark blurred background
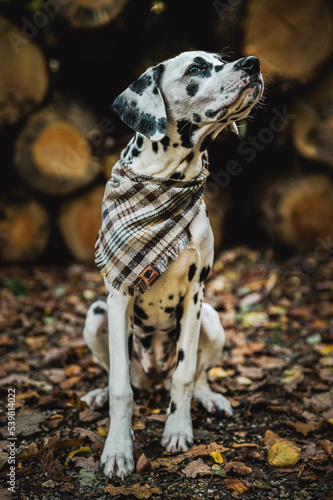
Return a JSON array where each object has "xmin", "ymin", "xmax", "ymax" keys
[{"xmin": 0, "ymin": 0, "xmax": 332, "ymax": 265}]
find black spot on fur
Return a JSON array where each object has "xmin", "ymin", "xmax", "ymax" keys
[
  {"xmin": 130, "ymin": 73, "xmax": 153, "ymax": 95},
  {"xmin": 93, "ymin": 305, "xmax": 106, "ymax": 315},
  {"xmin": 177, "ymin": 120, "xmax": 199, "ymax": 148},
  {"xmin": 215, "ymin": 64, "xmax": 224, "ymax": 73},
  {"xmin": 131, "ymin": 147, "xmax": 140, "ymax": 157},
  {"xmin": 168, "ymin": 328, "xmax": 178, "ymax": 339},
  {"xmin": 188, "ymin": 263, "xmax": 197, "ymax": 281},
  {"xmin": 186, "ymin": 82, "xmax": 199, "ymax": 97},
  {"xmin": 220, "ymin": 85, "xmax": 224, "ymax": 92},
  {"xmin": 177, "ymin": 348, "xmax": 185, "ymax": 367},
  {"xmin": 165, "ymin": 307, "xmax": 174, "ymax": 314},
  {"xmin": 142, "ymin": 325, "xmax": 155, "ymax": 333},
  {"xmin": 152, "ymin": 142, "xmax": 158, "ymax": 153},
  {"xmin": 197, "ymin": 310, "xmax": 201, "ymax": 320},
  {"xmin": 139, "ymin": 334, "xmax": 153, "ymax": 349},
  {"xmin": 173, "ymin": 143, "xmax": 179, "ymax": 148},
  {"xmin": 134, "ymin": 316, "xmax": 143, "ymax": 327},
  {"xmin": 192, "ymin": 113, "xmax": 202, "ymax": 123},
  {"xmin": 169, "ymin": 295, "xmax": 174, "ymax": 300},
  {"xmin": 153, "ymin": 86, "xmax": 159, "ymax": 95},
  {"xmin": 128, "ymin": 333, "xmax": 133, "ymax": 359},
  {"xmin": 199, "ymin": 266, "xmax": 211, "ymax": 282},
  {"xmin": 170, "ymin": 401, "xmax": 177, "ymax": 414},
  {"xmin": 134, "ymin": 304, "xmax": 148, "ymax": 320},
  {"xmin": 193, "ymin": 292, "xmax": 198, "ymax": 304},
  {"xmin": 170, "ymin": 172, "xmax": 182, "ymax": 180},
  {"xmin": 185, "ymin": 151, "xmax": 194, "ymax": 163},
  {"xmin": 205, "ymin": 207, "xmax": 209, "ymax": 217},
  {"xmin": 136, "ymin": 135, "xmax": 143, "ymax": 148},
  {"xmin": 160, "ymin": 135, "xmax": 170, "ymax": 151}
]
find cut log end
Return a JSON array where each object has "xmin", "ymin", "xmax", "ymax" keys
[
  {"xmin": 0, "ymin": 16, "xmax": 48, "ymax": 127},
  {"xmin": 0, "ymin": 194, "xmax": 50, "ymax": 263},
  {"xmin": 60, "ymin": 0, "xmax": 129, "ymax": 29},
  {"xmin": 58, "ymin": 185, "xmax": 105, "ymax": 262},
  {"xmin": 292, "ymin": 71, "xmax": 333, "ymax": 167},
  {"xmin": 14, "ymin": 103, "xmax": 101, "ymax": 196},
  {"xmin": 243, "ymin": 0, "xmax": 333, "ymax": 83},
  {"xmin": 260, "ymin": 174, "xmax": 333, "ymax": 252}
]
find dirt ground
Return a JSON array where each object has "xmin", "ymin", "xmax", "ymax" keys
[{"xmin": 0, "ymin": 245, "xmax": 332, "ymax": 499}]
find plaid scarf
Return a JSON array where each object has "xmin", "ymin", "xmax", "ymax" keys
[{"xmin": 95, "ymin": 158, "xmax": 209, "ymax": 295}]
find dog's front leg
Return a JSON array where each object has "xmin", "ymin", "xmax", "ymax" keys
[
  {"xmin": 100, "ymin": 288, "xmax": 135, "ymax": 479},
  {"xmin": 161, "ymin": 285, "xmax": 203, "ymax": 452}
]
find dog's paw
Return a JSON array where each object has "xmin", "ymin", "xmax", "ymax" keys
[
  {"xmin": 161, "ymin": 418, "xmax": 193, "ymax": 453},
  {"xmin": 81, "ymin": 387, "xmax": 109, "ymax": 409},
  {"xmin": 193, "ymin": 386, "xmax": 233, "ymax": 416},
  {"xmin": 100, "ymin": 436, "xmax": 134, "ymax": 479}
]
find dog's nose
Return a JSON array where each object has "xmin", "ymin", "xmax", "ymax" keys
[{"xmin": 234, "ymin": 56, "xmax": 260, "ymax": 74}]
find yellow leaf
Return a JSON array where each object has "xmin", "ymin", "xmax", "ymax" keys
[
  {"xmin": 208, "ymin": 367, "xmax": 229, "ymax": 379},
  {"xmin": 65, "ymin": 446, "xmax": 91, "ymax": 466},
  {"xmin": 267, "ymin": 439, "xmax": 301, "ymax": 468},
  {"xmin": 210, "ymin": 450, "xmax": 224, "ymax": 464},
  {"xmin": 151, "ymin": 408, "xmax": 162, "ymax": 414},
  {"xmin": 96, "ymin": 425, "xmax": 109, "ymax": 437},
  {"xmin": 236, "ymin": 376, "xmax": 253, "ymax": 386},
  {"xmin": 281, "ymin": 367, "xmax": 304, "ymax": 385},
  {"xmin": 328, "ymin": 418, "xmax": 333, "ymax": 426}
]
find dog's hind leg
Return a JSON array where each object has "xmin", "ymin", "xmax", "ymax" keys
[
  {"xmin": 193, "ymin": 303, "xmax": 233, "ymax": 416},
  {"xmin": 81, "ymin": 300, "xmax": 110, "ymax": 409}
]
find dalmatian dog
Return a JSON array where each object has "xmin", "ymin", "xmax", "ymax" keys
[{"xmin": 81, "ymin": 50, "xmax": 263, "ymax": 479}]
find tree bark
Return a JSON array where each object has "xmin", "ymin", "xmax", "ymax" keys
[
  {"xmin": 0, "ymin": 192, "xmax": 50, "ymax": 263},
  {"xmin": 243, "ymin": 0, "xmax": 333, "ymax": 84},
  {"xmin": 0, "ymin": 16, "xmax": 49, "ymax": 127},
  {"xmin": 14, "ymin": 102, "xmax": 102, "ymax": 196}
]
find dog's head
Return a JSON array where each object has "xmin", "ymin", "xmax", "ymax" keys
[{"xmin": 113, "ymin": 50, "xmax": 264, "ymax": 142}]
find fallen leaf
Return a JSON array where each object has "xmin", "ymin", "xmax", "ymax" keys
[
  {"xmin": 151, "ymin": 455, "xmax": 185, "ymax": 472},
  {"xmin": 211, "ymin": 464, "xmax": 228, "ymax": 477},
  {"xmin": 226, "ymin": 478, "xmax": 248, "ymax": 496},
  {"xmin": 242, "ymin": 311, "xmax": 268, "ymax": 327},
  {"xmin": 79, "ymin": 468, "xmax": 96, "ymax": 487},
  {"xmin": 136, "ymin": 453, "xmax": 152, "ymax": 474},
  {"xmin": 182, "ymin": 458, "xmax": 211, "ymax": 478},
  {"xmin": 16, "ymin": 442, "xmax": 40, "ymax": 461},
  {"xmin": 210, "ymin": 450, "xmax": 224, "ymax": 464},
  {"xmin": 184, "ymin": 442, "xmax": 229, "ymax": 458},
  {"xmin": 69, "ymin": 456, "xmax": 99, "ymax": 472},
  {"xmin": 289, "ymin": 421, "xmax": 322, "ymax": 436},
  {"xmin": 253, "ymin": 355, "xmax": 286, "ymax": 369},
  {"xmin": 104, "ymin": 483, "xmax": 161, "ymax": 498},
  {"xmin": 263, "ymin": 430, "xmax": 280, "ymax": 447},
  {"xmin": 232, "ymin": 442, "xmax": 259, "ymax": 448},
  {"xmin": 65, "ymin": 446, "xmax": 91, "ymax": 466},
  {"xmin": 224, "ymin": 461, "xmax": 252, "ymax": 475},
  {"xmin": 267, "ymin": 439, "xmax": 301, "ymax": 468},
  {"xmin": 281, "ymin": 367, "xmax": 304, "ymax": 391}
]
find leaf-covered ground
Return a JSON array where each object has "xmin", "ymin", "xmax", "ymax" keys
[{"xmin": 0, "ymin": 246, "xmax": 332, "ymax": 499}]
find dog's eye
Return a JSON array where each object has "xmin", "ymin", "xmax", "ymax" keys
[{"xmin": 186, "ymin": 65, "xmax": 201, "ymax": 75}]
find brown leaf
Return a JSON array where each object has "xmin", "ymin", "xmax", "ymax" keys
[
  {"xmin": 224, "ymin": 461, "xmax": 252, "ymax": 475},
  {"xmin": 17, "ymin": 442, "xmax": 40, "ymax": 461},
  {"xmin": 226, "ymin": 478, "xmax": 248, "ymax": 496},
  {"xmin": 263, "ymin": 430, "xmax": 280, "ymax": 447},
  {"xmin": 42, "ymin": 448, "xmax": 68, "ymax": 481},
  {"xmin": 151, "ymin": 455, "xmax": 185, "ymax": 472},
  {"xmin": 104, "ymin": 483, "xmax": 161, "ymax": 498},
  {"xmin": 184, "ymin": 442, "xmax": 229, "ymax": 458},
  {"xmin": 253, "ymin": 355, "xmax": 286, "ymax": 369},
  {"xmin": 182, "ymin": 458, "xmax": 211, "ymax": 478},
  {"xmin": 136, "ymin": 453, "xmax": 152, "ymax": 474},
  {"xmin": 289, "ymin": 420, "xmax": 322, "ymax": 436},
  {"xmin": 69, "ymin": 456, "xmax": 99, "ymax": 472}
]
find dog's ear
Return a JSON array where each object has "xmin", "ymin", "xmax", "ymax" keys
[{"xmin": 112, "ymin": 64, "xmax": 167, "ymax": 141}]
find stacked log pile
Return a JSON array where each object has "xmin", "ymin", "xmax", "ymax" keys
[{"xmin": 0, "ymin": 0, "xmax": 333, "ymax": 264}]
